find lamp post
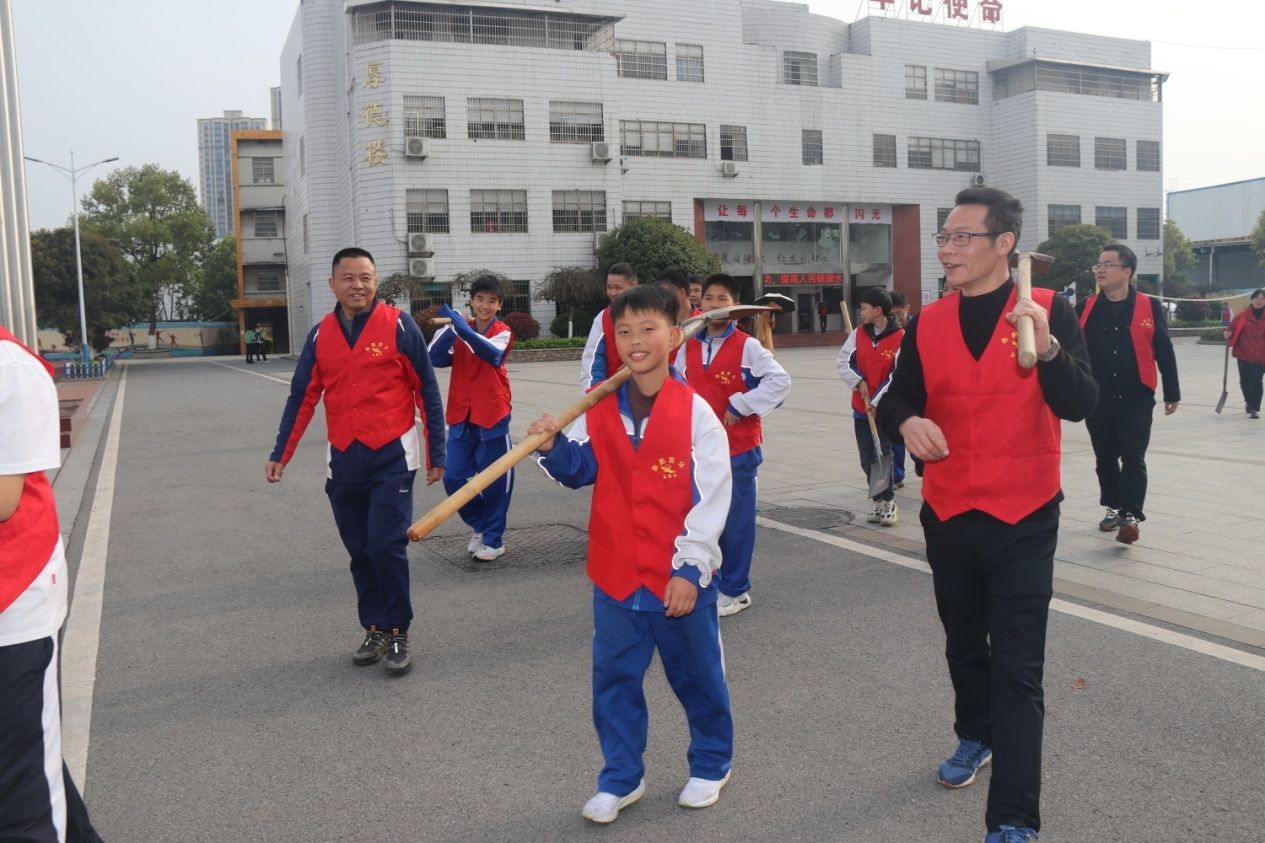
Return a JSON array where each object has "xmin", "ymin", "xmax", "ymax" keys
[{"xmin": 24, "ymin": 152, "xmax": 118, "ymax": 363}]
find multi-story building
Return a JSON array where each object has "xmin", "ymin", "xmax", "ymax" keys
[
  {"xmin": 229, "ymin": 129, "xmax": 290, "ymax": 354},
  {"xmin": 1167, "ymin": 177, "xmax": 1265, "ymax": 293},
  {"xmin": 279, "ymin": 0, "xmax": 1166, "ymax": 338},
  {"xmin": 198, "ymin": 110, "xmax": 268, "ymax": 239}
]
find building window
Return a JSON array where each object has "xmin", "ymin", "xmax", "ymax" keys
[
  {"xmin": 623, "ymin": 200, "xmax": 671, "ymax": 223},
  {"xmin": 255, "ymin": 270, "xmax": 283, "ymax": 293},
  {"xmin": 254, "ymin": 210, "xmax": 279, "ymax": 238},
  {"xmin": 1094, "ymin": 137, "xmax": 1127, "ymax": 170},
  {"xmin": 937, "ymin": 208, "xmax": 953, "ymax": 230},
  {"xmin": 352, "ymin": 4, "xmax": 616, "ymax": 52},
  {"xmin": 783, "ymin": 51, "xmax": 818, "ymax": 86},
  {"xmin": 549, "ymin": 101, "xmax": 603, "ymax": 143},
  {"xmin": 934, "ymin": 68, "xmax": 979, "ymax": 104},
  {"xmin": 552, "ymin": 190, "xmax": 607, "ymax": 233},
  {"xmin": 252, "ymin": 158, "xmax": 276, "ymax": 184},
  {"xmin": 615, "ymin": 39, "xmax": 667, "ymax": 79},
  {"xmin": 1047, "ymin": 204, "xmax": 1081, "ymax": 237},
  {"xmin": 406, "ymin": 189, "xmax": 450, "ymax": 233},
  {"xmin": 676, "ymin": 44, "xmax": 704, "ymax": 82},
  {"xmin": 802, "ymin": 129, "xmax": 823, "ymax": 165},
  {"xmin": 619, "ymin": 120, "xmax": 707, "ymax": 158},
  {"xmin": 1136, "ymin": 207, "xmax": 1161, "ymax": 240},
  {"xmin": 467, "ymin": 98, "xmax": 525, "ymax": 140},
  {"xmin": 905, "ymin": 65, "xmax": 927, "ymax": 99},
  {"xmin": 873, "ymin": 134, "xmax": 897, "ymax": 168},
  {"xmin": 1046, "ymin": 134, "xmax": 1080, "ymax": 167},
  {"xmin": 1136, "ymin": 140, "xmax": 1161, "ymax": 172},
  {"xmin": 302, "ymin": 213, "xmax": 309, "ymax": 252},
  {"xmin": 720, "ymin": 125, "xmax": 748, "ymax": 161},
  {"xmin": 907, "ymin": 137, "xmax": 980, "ymax": 171},
  {"xmin": 404, "ymin": 95, "xmax": 446, "ymax": 139},
  {"xmin": 470, "ymin": 189, "xmax": 528, "ymax": 233},
  {"xmin": 502, "ymin": 279, "xmax": 530, "ymax": 314},
  {"xmin": 1095, "ymin": 206, "xmax": 1128, "ymax": 239},
  {"xmin": 994, "ymin": 62, "xmax": 1161, "ymax": 103}
]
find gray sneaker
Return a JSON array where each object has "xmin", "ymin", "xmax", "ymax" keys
[
  {"xmin": 1098, "ymin": 507, "xmax": 1120, "ymax": 532},
  {"xmin": 385, "ymin": 628, "xmax": 412, "ymax": 676},
  {"xmin": 353, "ymin": 627, "xmax": 387, "ymax": 666}
]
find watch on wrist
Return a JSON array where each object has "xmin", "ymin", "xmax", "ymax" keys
[{"xmin": 1037, "ymin": 335, "xmax": 1061, "ymax": 363}]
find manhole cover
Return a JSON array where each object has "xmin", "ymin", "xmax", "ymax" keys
[
  {"xmin": 419, "ymin": 523, "xmax": 588, "ymax": 572},
  {"xmin": 761, "ymin": 507, "xmax": 852, "ymax": 530}
]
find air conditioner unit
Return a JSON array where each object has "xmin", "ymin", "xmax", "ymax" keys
[
  {"xmin": 594, "ymin": 231, "xmax": 612, "ymax": 253},
  {"xmin": 590, "ymin": 141, "xmax": 612, "ymax": 163},
  {"xmin": 408, "ymin": 257, "xmax": 434, "ymax": 278},
  {"xmin": 407, "ymin": 232, "xmax": 432, "ymax": 255},
  {"xmin": 405, "ymin": 137, "xmax": 429, "ymax": 159},
  {"xmin": 971, "ymin": 173, "xmax": 986, "ymax": 187},
  {"xmin": 721, "ymin": 161, "xmax": 739, "ymax": 177}
]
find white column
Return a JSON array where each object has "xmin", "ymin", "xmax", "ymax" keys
[{"xmin": 0, "ymin": 0, "xmax": 37, "ymax": 346}]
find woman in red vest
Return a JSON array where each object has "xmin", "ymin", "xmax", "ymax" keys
[{"xmin": 1225, "ymin": 288, "xmax": 1265, "ymax": 418}]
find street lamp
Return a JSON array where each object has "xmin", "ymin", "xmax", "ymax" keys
[{"xmin": 24, "ymin": 152, "xmax": 119, "ymax": 364}]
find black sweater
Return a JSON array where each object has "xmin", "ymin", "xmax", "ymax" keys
[{"xmin": 1075, "ymin": 290, "xmax": 1181, "ymax": 403}]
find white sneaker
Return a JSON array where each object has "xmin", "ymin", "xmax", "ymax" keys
[
  {"xmin": 717, "ymin": 592, "xmax": 752, "ymax": 617},
  {"xmin": 866, "ymin": 502, "xmax": 883, "ymax": 523},
  {"xmin": 473, "ymin": 544, "xmax": 505, "ymax": 562},
  {"xmin": 880, "ymin": 500, "xmax": 898, "ymax": 526},
  {"xmin": 678, "ymin": 770, "xmax": 731, "ymax": 808},
  {"xmin": 582, "ymin": 779, "xmax": 645, "ymax": 823},
  {"xmin": 467, "ymin": 531, "xmax": 483, "ymax": 554}
]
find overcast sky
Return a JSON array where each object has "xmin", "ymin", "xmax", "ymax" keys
[{"xmin": 14, "ymin": 0, "xmax": 1264, "ymax": 232}]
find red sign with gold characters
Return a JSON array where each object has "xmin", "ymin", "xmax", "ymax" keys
[{"xmin": 762, "ymin": 272, "xmax": 845, "ymax": 286}]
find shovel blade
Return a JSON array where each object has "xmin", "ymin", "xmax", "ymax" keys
[
  {"xmin": 867, "ymin": 452, "xmax": 894, "ymax": 499},
  {"xmin": 1215, "ymin": 390, "xmax": 1228, "ymax": 414}
]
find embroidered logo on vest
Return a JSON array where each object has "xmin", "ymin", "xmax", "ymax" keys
[
  {"xmin": 998, "ymin": 328, "xmax": 1019, "ymax": 358},
  {"xmin": 651, "ymin": 455, "xmax": 687, "ymax": 479},
  {"xmin": 879, "ymin": 348, "xmax": 897, "ymax": 362},
  {"xmin": 1141, "ymin": 317, "xmax": 1154, "ymax": 330},
  {"xmin": 366, "ymin": 341, "xmax": 388, "ymax": 357},
  {"xmin": 714, "ymin": 369, "xmax": 736, "ymax": 385}
]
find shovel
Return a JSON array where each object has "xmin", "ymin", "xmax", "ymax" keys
[
  {"xmin": 1215, "ymin": 339, "xmax": 1230, "ymax": 414},
  {"xmin": 857, "ymin": 382, "xmax": 892, "ymax": 499}
]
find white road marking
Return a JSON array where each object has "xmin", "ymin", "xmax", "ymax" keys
[
  {"xmin": 756, "ymin": 516, "xmax": 1265, "ymax": 674},
  {"xmin": 205, "ymin": 359, "xmax": 293, "ymax": 385}
]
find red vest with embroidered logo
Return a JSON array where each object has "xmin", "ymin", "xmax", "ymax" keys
[
  {"xmin": 585, "ymin": 379, "xmax": 696, "ymax": 601},
  {"xmin": 917, "ymin": 287, "xmax": 1062, "ymax": 524},
  {"xmin": 445, "ymin": 319, "xmax": 513, "ymax": 428},
  {"xmin": 0, "ymin": 328, "xmax": 61, "ymax": 614},
  {"xmin": 601, "ymin": 308, "xmax": 623, "ymax": 382},
  {"xmin": 315, "ymin": 303, "xmax": 419, "ymax": 451},
  {"xmin": 1079, "ymin": 291, "xmax": 1158, "ymax": 391},
  {"xmin": 850, "ymin": 327, "xmax": 905, "ymax": 415},
  {"xmin": 684, "ymin": 331, "xmax": 762, "ymax": 456}
]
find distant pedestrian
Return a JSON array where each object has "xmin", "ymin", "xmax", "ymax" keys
[
  {"xmin": 818, "ymin": 300, "xmax": 829, "ymax": 332},
  {"xmin": 1225, "ymin": 288, "xmax": 1265, "ymax": 419},
  {"xmin": 254, "ymin": 325, "xmax": 268, "ymax": 362},
  {"xmin": 243, "ymin": 327, "xmax": 257, "ymax": 363}
]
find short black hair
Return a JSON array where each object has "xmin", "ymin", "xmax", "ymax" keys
[
  {"xmin": 889, "ymin": 290, "xmax": 909, "ymax": 308},
  {"xmin": 688, "ymin": 274, "xmax": 704, "ymax": 287},
  {"xmin": 331, "ymin": 247, "xmax": 375, "ymax": 273},
  {"xmin": 610, "ymin": 284, "xmax": 678, "ymax": 325},
  {"xmin": 859, "ymin": 287, "xmax": 893, "ymax": 315},
  {"xmin": 655, "ymin": 267, "xmax": 688, "ymax": 291},
  {"xmin": 469, "ymin": 274, "xmax": 503, "ymax": 300},
  {"xmin": 1252, "ymin": 288, "xmax": 1265, "ymax": 299},
  {"xmin": 607, "ymin": 262, "xmax": 638, "ymax": 283},
  {"xmin": 1102, "ymin": 243, "xmax": 1137, "ymax": 280},
  {"xmin": 953, "ymin": 187, "xmax": 1023, "ymax": 254},
  {"xmin": 702, "ymin": 273, "xmax": 741, "ymax": 299}
]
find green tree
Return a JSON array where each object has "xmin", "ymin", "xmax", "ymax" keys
[
  {"xmin": 377, "ymin": 271, "xmax": 436, "ymax": 309},
  {"xmin": 1036, "ymin": 224, "xmax": 1113, "ymax": 300},
  {"xmin": 30, "ymin": 227, "xmax": 138, "ymax": 352},
  {"xmin": 596, "ymin": 216, "xmax": 721, "ymax": 285},
  {"xmin": 1248, "ymin": 209, "xmax": 1265, "ymax": 271},
  {"xmin": 1163, "ymin": 218, "xmax": 1197, "ymax": 294},
  {"xmin": 80, "ymin": 164, "xmax": 215, "ymax": 338},
  {"xmin": 534, "ymin": 265, "xmax": 603, "ymax": 338},
  {"xmin": 188, "ymin": 235, "xmax": 238, "ymax": 321}
]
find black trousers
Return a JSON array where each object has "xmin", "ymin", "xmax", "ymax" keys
[
  {"xmin": 1085, "ymin": 396, "xmax": 1154, "ymax": 520},
  {"xmin": 1238, "ymin": 360, "xmax": 1265, "ymax": 413},
  {"xmin": 922, "ymin": 502, "xmax": 1057, "ymax": 833}
]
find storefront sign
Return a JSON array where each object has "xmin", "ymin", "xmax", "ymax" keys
[
  {"xmin": 762, "ymin": 272, "xmax": 844, "ymax": 286},
  {"xmin": 761, "ymin": 202, "xmax": 842, "ymax": 223},
  {"xmin": 702, "ymin": 200, "xmax": 755, "ymax": 222},
  {"xmin": 847, "ymin": 204, "xmax": 892, "ymax": 224}
]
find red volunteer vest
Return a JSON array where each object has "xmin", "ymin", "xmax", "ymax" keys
[
  {"xmin": 684, "ymin": 331, "xmax": 762, "ymax": 456},
  {"xmin": 1079, "ymin": 291, "xmax": 1158, "ymax": 391},
  {"xmin": 315, "ymin": 303, "xmax": 420, "ymax": 451},
  {"xmin": 445, "ymin": 318, "xmax": 513, "ymax": 428},
  {"xmin": 600, "ymin": 308, "xmax": 623, "ymax": 381},
  {"xmin": 585, "ymin": 379, "xmax": 697, "ymax": 601},
  {"xmin": 1229, "ymin": 308, "xmax": 1265, "ymax": 363},
  {"xmin": 850, "ymin": 327, "xmax": 905, "ymax": 415},
  {"xmin": 0, "ymin": 329, "xmax": 62, "ymax": 614},
  {"xmin": 917, "ymin": 287, "xmax": 1062, "ymax": 524}
]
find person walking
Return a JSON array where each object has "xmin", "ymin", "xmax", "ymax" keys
[
  {"xmin": 243, "ymin": 327, "xmax": 257, "ymax": 363},
  {"xmin": 1225, "ymin": 288, "xmax": 1265, "ymax": 418}
]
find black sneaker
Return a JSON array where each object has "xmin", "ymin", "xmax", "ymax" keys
[
  {"xmin": 385, "ymin": 628, "xmax": 412, "ymax": 676},
  {"xmin": 1099, "ymin": 507, "xmax": 1120, "ymax": 532},
  {"xmin": 353, "ymin": 627, "xmax": 387, "ymax": 666}
]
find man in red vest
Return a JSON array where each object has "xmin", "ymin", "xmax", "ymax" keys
[
  {"xmin": 266, "ymin": 248, "xmax": 446, "ymax": 676},
  {"xmin": 0, "ymin": 327, "xmax": 103, "ymax": 841},
  {"xmin": 1224, "ymin": 288, "xmax": 1265, "ymax": 418},
  {"xmin": 579, "ymin": 262, "xmax": 638, "ymax": 391},
  {"xmin": 1077, "ymin": 243, "xmax": 1181, "ymax": 544},
  {"xmin": 878, "ymin": 187, "xmax": 1098, "ymax": 843}
]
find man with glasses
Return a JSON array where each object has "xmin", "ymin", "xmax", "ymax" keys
[
  {"xmin": 877, "ymin": 187, "xmax": 1097, "ymax": 843},
  {"xmin": 1076, "ymin": 243, "xmax": 1180, "ymax": 545}
]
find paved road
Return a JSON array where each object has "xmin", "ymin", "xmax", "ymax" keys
[{"xmin": 59, "ymin": 353, "xmax": 1264, "ymax": 841}]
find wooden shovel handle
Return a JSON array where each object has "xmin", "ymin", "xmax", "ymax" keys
[{"xmin": 1015, "ymin": 255, "xmax": 1038, "ymax": 369}]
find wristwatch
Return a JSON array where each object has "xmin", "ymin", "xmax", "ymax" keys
[{"xmin": 1037, "ymin": 335, "xmax": 1061, "ymax": 363}]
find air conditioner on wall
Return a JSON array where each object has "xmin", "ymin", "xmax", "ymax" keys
[
  {"xmin": 405, "ymin": 137, "xmax": 429, "ymax": 159},
  {"xmin": 591, "ymin": 141, "xmax": 612, "ymax": 163},
  {"xmin": 971, "ymin": 173, "xmax": 986, "ymax": 186},
  {"xmin": 721, "ymin": 161, "xmax": 739, "ymax": 177},
  {"xmin": 407, "ymin": 233, "xmax": 432, "ymax": 255},
  {"xmin": 408, "ymin": 257, "xmax": 434, "ymax": 278}
]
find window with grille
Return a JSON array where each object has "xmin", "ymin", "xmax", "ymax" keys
[
  {"xmin": 615, "ymin": 39, "xmax": 667, "ymax": 79},
  {"xmin": 1047, "ymin": 205, "xmax": 1081, "ymax": 237},
  {"xmin": 501, "ymin": 279, "xmax": 531, "ymax": 315},
  {"xmin": 470, "ymin": 189, "xmax": 528, "ymax": 233},
  {"xmin": 1046, "ymin": 134, "xmax": 1080, "ymax": 167},
  {"xmin": 467, "ymin": 98, "xmax": 525, "ymax": 140},
  {"xmin": 802, "ymin": 129, "xmax": 823, "ymax": 165},
  {"xmin": 676, "ymin": 44, "xmax": 704, "ymax": 82},
  {"xmin": 404, "ymin": 96, "xmax": 446, "ymax": 139},
  {"xmin": 720, "ymin": 125, "xmax": 748, "ymax": 161},
  {"xmin": 1136, "ymin": 207, "xmax": 1161, "ymax": 240},
  {"xmin": 937, "ymin": 208, "xmax": 953, "ymax": 230},
  {"xmin": 254, "ymin": 211, "xmax": 279, "ymax": 238},
  {"xmin": 1094, "ymin": 137, "xmax": 1127, "ymax": 170},
  {"xmin": 619, "ymin": 120, "xmax": 706, "ymax": 158},
  {"xmin": 623, "ymin": 200, "xmax": 671, "ymax": 223},
  {"xmin": 255, "ymin": 270, "xmax": 283, "ymax": 293},
  {"xmin": 549, "ymin": 101, "xmax": 603, "ymax": 143},
  {"xmin": 873, "ymin": 134, "xmax": 897, "ymax": 168},
  {"xmin": 406, "ymin": 189, "xmax": 450, "ymax": 233},
  {"xmin": 905, "ymin": 65, "xmax": 927, "ymax": 100},
  {"xmin": 352, "ymin": 3, "xmax": 616, "ymax": 52},
  {"xmin": 1136, "ymin": 140, "xmax": 1161, "ymax": 172},
  {"xmin": 1095, "ymin": 206, "xmax": 1128, "ymax": 239},
  {"xmin": 552, "ymin": 190, "xmax": 607, "ymax": 233},
  {"xmin": 934, "ymin": 68, "xmax": 979, "ymax": 104},
  {"xmin": 783, "ymin": 51, "xmax": 818, "ymax": 86},
  {"xmin": 907, "ymin": 137, "xmax": 980, "ymax": 171},
  {"xmin": 252, "ymin": 158, "xmax": 276, "ymax": 184}
]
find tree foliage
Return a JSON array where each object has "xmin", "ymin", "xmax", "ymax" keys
[
  {"xmin": 188, "ymin": 235, "xmax": 238, "ymax": 321},
  {"xmin": 1249, "ymin": 209, "xmax": 1265, "ymax": 271},
  {"xmin": 595, "ymin": 217, "xmax": 721, "ymax": 286},
  {"xmin": 1164, "ymin": 218, "xmax": 1197, "ymax": 290},
  {"xmin": 1036, "ymin": 224, "xmax": 1113, "ymax": 300},
  {"xmin": 534, "ymin": 265, "xmax": 603, "ymax": 314},
  {"xmin": 30, "ymin": 227, "xmax": 138, "ymax": 352},
  {"xmin": 378, "ymin": 271, "xmax": 436, "ymax": 310}
]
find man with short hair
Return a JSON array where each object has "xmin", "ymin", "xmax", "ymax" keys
[{"xmin": 1076, "ymin": 243, "xmax": 1180, "ymax": 544}]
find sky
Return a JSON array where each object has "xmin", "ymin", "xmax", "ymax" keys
[{"xmin": 13, "ymin": 0, "xmax": 1264, "ymax": 232}]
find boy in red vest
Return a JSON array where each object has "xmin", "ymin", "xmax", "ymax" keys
[
  {"xmin": 579, "ymin": 262, "xmax": 638, "ymax": 391},
  {"xmin": 878, "ymin": 188, "xmax": 1097, "ymax": 843},
  {"xmin": 266, "ymin": 247, "xmax": 446, "ymax": 677},
  {"xmin": 429, "ymin": 276, "xmax": 515, "ymax": 561},
  {"xmin": 527, "ymin": 285, "xmax": 734, "ymax": 824},
  {"xmin": 0, "ymin": 327, "xmax": 103, "ymax": 841},
  {"xmin": 679, "ymin": 273, "xmax": 791, "ymax": 617},
  {"xmin": 836, "ymin": 287, "xmax": 904, "ymax": 525},
  {"xmin": 1077, "ymin": 243, "xmax": 1180, "ymax": 544}
]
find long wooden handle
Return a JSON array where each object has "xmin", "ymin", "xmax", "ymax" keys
[
  {"xmin": 858, "ymin": 381, "xmax": 882, "ymax": 446},
  {"xmin": 839, "ymin": 301, "xmax": 854, "ymax": 335},
  {"xmin": 1015, "ymin": 254, "xmax": 1037, "ymax": 369}
]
